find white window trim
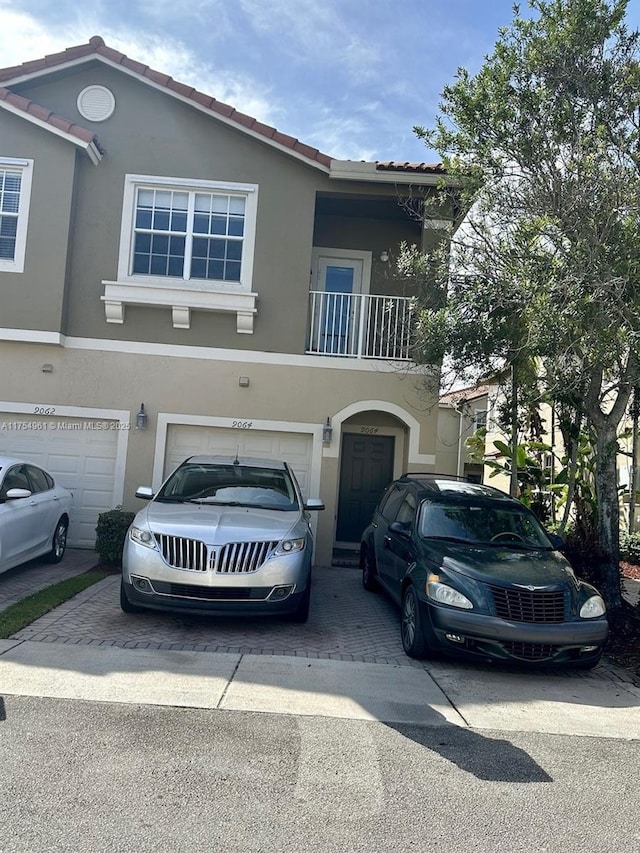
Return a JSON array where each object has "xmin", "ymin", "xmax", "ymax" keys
[
  {"xmin": 311, "ymin": 247, "xmax": 372, "ymax": 295},
  {"xmin": 103, "ymin": 173, "xmax": 259, "ymax": 332},
  {"xmin": 0, "ymin": 157, "xmax": 33, "ymax": 274}
]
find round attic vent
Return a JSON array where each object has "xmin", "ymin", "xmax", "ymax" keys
[{"xmin": 77, "ymin": 85, "xmax": 115, "ymax": 122}]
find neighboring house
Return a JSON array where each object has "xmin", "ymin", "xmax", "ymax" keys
[
  {"xmin": 441, "ymin": 380, "xmax": 640, "ymax": 532},
  {"xmin": 0, "ymin": 37, "xmax": 464, "ymax": 564},
  {"xmin": 437, "ymin": 384, "xmax": 491, "ymax": 483}
]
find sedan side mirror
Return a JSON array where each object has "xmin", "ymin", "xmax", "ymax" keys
[
  {"xmin": 304, "ymin": 498, "xmax": 325, "ymax": 511},
  {"xmin": 135, "ymin": 486, "xmax": 155, "ymax": 500},
  {"xmin": 5, "ymin": 488, "xmax": 32, "ymax": 500}
]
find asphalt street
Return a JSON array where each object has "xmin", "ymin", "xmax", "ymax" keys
[{"xmin": 1, "ymin": 549, "xmax": 639, "ymax": 852}]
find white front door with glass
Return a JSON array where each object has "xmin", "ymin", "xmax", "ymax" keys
[{"xmin": 309, "ymin": 249, "xmax": 371, "ymax": 356}]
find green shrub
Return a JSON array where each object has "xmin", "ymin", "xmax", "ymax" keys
[
  {"xmin": 95, "ymin": 507, "xmax": 135, "ymax": 566},
  {"xmin": 620, "ymin": 532, "xmax": 640, "ymax": 565}
]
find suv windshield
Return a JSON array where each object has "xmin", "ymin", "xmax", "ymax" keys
[
  {"xmin": 156, "ymin": 463, "xmax": 300, "ymax": 511},
  {"xmin": 418, "ymin": 500, "xmax": 551, "ymax": 548}
]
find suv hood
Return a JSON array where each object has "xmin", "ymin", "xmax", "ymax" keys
[
  {"xmin": 433, "ymin": 542, "xmax": 578, "ymax": 587},
  {"xmin": 138, "ymin": 501, "xmax": 301, "ymax": 544}
]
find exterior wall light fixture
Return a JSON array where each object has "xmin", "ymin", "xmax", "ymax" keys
[
  {"xmin": 379, "ymin": 250, "xmax": 389, "ymax": 263},
  {"xmin": 136, "ymin": 403, "xmax": 148, "ymax": 430},
  {"xmin": 322, "ymin": 417, "xmax": 333, "ymax": 444}
]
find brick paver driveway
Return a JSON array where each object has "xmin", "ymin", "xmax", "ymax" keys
[{"xmin": 3, "ymin": 549, "xmax": 638, "ymax": 686}]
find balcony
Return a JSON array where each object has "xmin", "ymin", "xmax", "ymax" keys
[{"xmin": 307, "ymin": 290, "xmax": 414, "ymax": 360}]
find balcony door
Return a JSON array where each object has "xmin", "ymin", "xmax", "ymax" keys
[{"xmin": 311, "ymin": 248, "xmax": 371, "ymax": 356}]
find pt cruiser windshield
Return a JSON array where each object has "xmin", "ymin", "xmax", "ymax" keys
[{"xmin": 418, "ymin": 501, "xmax": 552, "ymax": 549}]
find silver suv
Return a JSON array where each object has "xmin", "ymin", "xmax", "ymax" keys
[{"xmin": 121, "ymin": 456, "xmax": 324, "ymax": 622}]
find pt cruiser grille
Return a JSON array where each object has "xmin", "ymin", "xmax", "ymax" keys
[
  {"xmin": 502, "ymin": 641, "xmax": 557, "ymax": 661},
  {"xmin": 489, "ymin": 585, "xmax": 566, "ymax": 623},
  {"xmin": 155, "ymin": 534, "xmax": 207, "ymax": 571},
  {"xmin": 211, "ymin": 540, "xmax": 278, "ymax": 574}
]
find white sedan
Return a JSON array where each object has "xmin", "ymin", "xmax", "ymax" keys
[{"xmin": 0, "ymin": 456, "xmax": 73, "ymax": 574}]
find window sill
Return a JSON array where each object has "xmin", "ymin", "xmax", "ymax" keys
[{"xmin": 101, "ymin": 280, "xmax": 258, "ymax": 333}]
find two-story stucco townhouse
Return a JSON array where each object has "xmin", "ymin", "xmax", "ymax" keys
[{"xmin": 0, "ymin": 37, "xmax": 464, "ymax": 565}]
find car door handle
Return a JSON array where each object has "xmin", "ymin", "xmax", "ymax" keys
[
  {"xmin": 29, "ymin": 501, "xmax": 37, "ymax": 506},
  {"xmin": 383, "ymin": 536, "xmax": 391, "ymax": 548}
]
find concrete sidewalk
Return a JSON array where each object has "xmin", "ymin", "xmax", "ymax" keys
[{"xmin": 0, "ymin": 638, "xmax": 638, "ymax": 739}]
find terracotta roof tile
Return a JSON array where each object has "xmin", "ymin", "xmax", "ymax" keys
[
  {"xmin": 377, "ymin": 161, "xmax": 445, "ymax": 174},
  {"xmin": 0, "ymin": 85, "xmax": 98, "ymax": 147},
  {"xmin": 0, "ymin": 36, "xmax": 427, "ymax": 174}
]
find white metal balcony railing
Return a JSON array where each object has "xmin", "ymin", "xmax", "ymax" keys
[{"xmin": 306, "ymin": 290, "xmax": 414, "ymax": 360}]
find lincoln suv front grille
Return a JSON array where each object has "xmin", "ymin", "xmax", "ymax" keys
[
  {"xmin": 154, "ymin": 534, "xmax": 207, "ymax": 572},
  {"xmin": 489, "ymin": 585, "xmax": 566, "ymax": 623},
  {"xmin": 211, "ymin": 540, "xmax": 278, "ymax": 574}
]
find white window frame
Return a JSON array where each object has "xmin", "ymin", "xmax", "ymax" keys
[
  {"xmin": 103, "ymin": 174, "xmax": 259, "ymax": 332},
  {"xmin": 0, "ymin": 157, "xmax": 33, "ymax": 274}
]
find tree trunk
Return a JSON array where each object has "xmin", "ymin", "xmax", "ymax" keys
[
  {"xmin": 593, "ymin": 426, "xmax": 623, "ymax": 610},
  {"xmin": 629, "ymin": 387, "xmax": 639, "ymax": 534},
  {"xmin": 510, "ymin": 363, "xmax": 518, "ymax": 498}
]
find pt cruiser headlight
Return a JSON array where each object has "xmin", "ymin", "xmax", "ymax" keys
[
  {"xmin": 274, "ymin": 537, "xmax": 306, "ymax": 556},
  {"xmin": 129, "ymin": 526, "xmax": 157, "ymax": 549},
  {"xmin": 580, "ymin": 595, "xmax": 606, "ymax": 619},
  {"xmin": 427, "ymin": 580, "xmax": 473, "ymax": 610}
]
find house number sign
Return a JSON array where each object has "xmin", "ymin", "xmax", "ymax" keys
[
  {"xmin": 232, "ymin": 420, "xmax": 253, "ymax": 429},
  {"xmin": 360, "ymin": 427, "xmax": 379, "ymax": 434}
]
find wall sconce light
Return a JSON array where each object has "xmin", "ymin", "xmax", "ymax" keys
[
  {"xmin": 136, "ymin": 403, "xmax": 148, "ymax": 430},
  {"xmin": 322, "ymin": 417, "xmax": 333, "ymax": 444},
  {"xmin": 379, "ymin": 250, "xmax": 389, "ymax": 263},
  {"xmin": 239, "ymin": 376, "xmax": 250, "ymax": 387}
]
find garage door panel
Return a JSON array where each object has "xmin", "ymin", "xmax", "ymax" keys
[
  {"xmin": 165, "ymin": 425, "xmax": 313, "ymax": 498},
  {"xmin": 0, "ymin": 414, "xmax": 119, "ymax": 547}
]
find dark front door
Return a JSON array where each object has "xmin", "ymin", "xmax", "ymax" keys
[{"xmin": 336, "ymin": 433, "xmax": 395, "ymax": 543}]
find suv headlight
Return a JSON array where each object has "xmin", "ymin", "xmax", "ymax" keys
[
  {"xmin": 273, "ymin": 537, "xmax": 306, "ymax": 556},
  {"xmin": 580, "ymin": 595, "xmax": 606, "ymax": 618},
  {"xmin": 129, "ymin": 526, "xmax": 157, "ymax": 549},
  {"xmin": 427, "ymin": 580, "xmax": 473, "ymax": 610}
]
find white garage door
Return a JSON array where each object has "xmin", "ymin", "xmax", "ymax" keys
[
  {"xmin": 165, "ymin": 425, "xmax": 313, "ymax": 497},
  {"xmin": 0, "ymin": 414, "xmax": 119, "ymax": 547}
]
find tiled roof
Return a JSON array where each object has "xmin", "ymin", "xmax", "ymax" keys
[
  {"xmin": 440, "ymin": 384, "xmax": 491, "ymax": 406},
  {"xmin": 376, "ymin": 161, "xmax": 445, "ymax": 174},
  {"xmin": 0, "ymin": 85, "xmax": 103, "ymax": 163},
  {"xmin": 0, "ymin": 37, "xmax": 452, "ymax": 178},
  {"xmin": 0, "ymin": 36, "xmax": 333, "ymax": 169},
  {"xmin": 0, "ymin": 85, "xmax": 96, "ymax": 144}
]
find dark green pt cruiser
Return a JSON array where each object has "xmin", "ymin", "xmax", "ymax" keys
[{"xmin": 360, "ymin": 474, "xmax": 608, "ymax": 668}]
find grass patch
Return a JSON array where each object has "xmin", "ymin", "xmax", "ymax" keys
[{"xmin": 0, "ymin": 571, "xmax": 107, "ymax": 639}]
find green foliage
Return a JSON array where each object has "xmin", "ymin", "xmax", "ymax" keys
[
  {"xmin": 620, "ymin": 531, "xmax": 640, "ymax": 564},
  {"xmin": 95, "ymin": 507, "xmax": 135, "ymax": 566},
  {"xmin": 0, "ymin": 571, "xmax": 106, "ymax": 638}
]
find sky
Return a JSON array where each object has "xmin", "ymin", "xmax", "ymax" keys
[{"xmin": 2, "ymin": 0, "xmax": 640, "ymax": 164}]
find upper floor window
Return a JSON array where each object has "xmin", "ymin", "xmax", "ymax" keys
[
  {"xmin": 118, "ymin": 174, "xmax": 258, "ymax": 291},
  {"xmin": 0, "ymin": 158, "xmax": 33, "ymax": 274}
]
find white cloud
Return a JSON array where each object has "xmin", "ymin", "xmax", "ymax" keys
[
  {"xmin": 0, "ymin": 7, "xmax": 282, "ymax": 128},
  {"xmin": 238, "ymin": 0, "xmax": 379, "ymax": 77}
]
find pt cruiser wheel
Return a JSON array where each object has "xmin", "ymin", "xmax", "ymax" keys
[{"xmin": 401, "ymin": 585, "xmax": 429, "ymax": 658}]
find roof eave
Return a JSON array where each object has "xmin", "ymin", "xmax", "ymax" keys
[
  {"xmin": 329, "ymin": 159, "xmax": 462, "ymax": 187},
  {"xmin": 1, "ymin": 54, "xmax": 332, "ymax": 174},
  {"xmin": 0, "ymin": 99, "xmax": 102, "ymax": 164}
]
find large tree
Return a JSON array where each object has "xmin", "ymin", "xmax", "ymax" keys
[{"xmin": 412, "ymin": 0, "xmax": 640, "ymax": 608}]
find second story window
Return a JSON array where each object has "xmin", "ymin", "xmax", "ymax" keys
[
  {"xmin": 0, "ymin": 158, "xmax": 33, "ymax": 274},
  {"xmin": 132, "ymin": 189, "xmax": 245, "ymax": 282},
  {"xmin": 118, "ymin": 174, "xmax": 257, "ymax": 291}
]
